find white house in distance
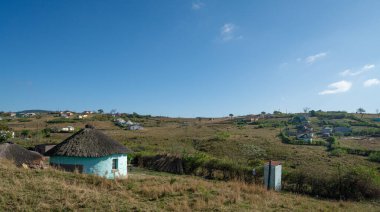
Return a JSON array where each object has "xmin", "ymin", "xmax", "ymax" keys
[
  {"xmin": 264, "ymin": 161, "xmax": 282, "ymax": 191},
  {"xmin": 60, "ymin": 126, "xmax": 75, "ymax": 133},
  {"xmin": 78, "ymin": 114, "xmax": 88, "ymax": 119}
]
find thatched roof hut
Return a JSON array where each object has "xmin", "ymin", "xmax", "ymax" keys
[
  {"xmin": 46, "ymin": 125, "xmax": 132, "ymax": 179},
  {"xmin": 46, "ymin": 126, "xmax": 132, "ymax": 157},
  {"xmin": 0, "ymin": 142, "xmax": 43, "ymax": 167}
]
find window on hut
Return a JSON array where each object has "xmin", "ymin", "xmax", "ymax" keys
[{"xmin": 112, "ymin": 159, "xmax": 118, "ymax": 170}]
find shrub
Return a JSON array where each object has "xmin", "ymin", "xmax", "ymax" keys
[
  {"xmin": 283, "ymin": 166, "xmax": 380, "ymax": 200},
  {"xmin": 214, "ymin": 131, "xmax": 230, "ymax": 141},
  {"xmin": 369, "ymin": 152, "xmax": 380, "ymax": 163},
  {"xmin": 21, "ymin": 130, "xmax": 30, "ymax": 138},
  {"xmin": 329, "ymin": 148, "xmax": 346, "ymax": 157},
  {"xmin": 340, "ymin": 167, "xmax": 380, "ymax": 199},
  {"xmin": 279, "ymin": 131, "xmax": 291, "ymax": 143},
  {"xmin": 313, "ymin": 140, "xmax": 327, "ymax": 146},
  {"xmin": 46, "ymin": 118, "xmax": 77, "ymax": 124},
  {"xmin": 42, "ymin": 128, "xmax": 52, "ymax": 138}
]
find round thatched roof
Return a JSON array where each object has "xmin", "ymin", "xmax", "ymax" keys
[
  {"xmin": 0, "ymin": 142, "xmax": 43, "ymax": 166},
  {"xmin": 45, "ymin": 127, "xmax": 132, "ymax": 157}
]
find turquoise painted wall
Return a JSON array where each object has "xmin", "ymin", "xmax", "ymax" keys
[{"xmin": 49, "ymin": 154, "xmax": 128, "ymax": 179}]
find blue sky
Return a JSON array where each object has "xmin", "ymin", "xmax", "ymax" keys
[{"xmin": 1, "ymin": 0, "xmax": 379, "ymax": 117}]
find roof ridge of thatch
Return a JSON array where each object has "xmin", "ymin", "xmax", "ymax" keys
[{"xmin": 45, "ymin": 127, "xmax": 132, "ymax": 157}]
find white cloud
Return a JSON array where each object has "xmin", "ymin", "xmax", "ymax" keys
[
  {"xmin": 363, "ymin": 64, "xmax": 375, "ymax": 70},
  {"xmin": 319, "ymin": 80, "xmax": 352, "ymax": 95},
  {"xmin": 192, "ymin": 2, "xmax": 204, "ymax": 10},
  {"xmin": 305, "ymin": 52, "xmax": 327, "ymax": 64},
  {"xmin": 340, "ymin": 64, "xmax": 375, "ymax": 76},
  {"xmin": 220, "ymin": 23, "xmax": 241, "ymax": 41},
  {"xmin": 364, "ymin": 78, "xmax": 380, "ymax": 87}
]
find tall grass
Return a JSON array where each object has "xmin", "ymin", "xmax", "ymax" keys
[{"xmin": 0, "ymin": 160, "xmax": 378, "ymax": 211}]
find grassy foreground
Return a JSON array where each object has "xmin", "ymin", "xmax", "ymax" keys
[{"xmin": 0, "ymin": 161, "xmax": 379, "ymax": 211}]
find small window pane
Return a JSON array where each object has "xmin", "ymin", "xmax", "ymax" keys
[{"xmin": 112, "ymin": 159, "xmax": 118, "ymax": 169}]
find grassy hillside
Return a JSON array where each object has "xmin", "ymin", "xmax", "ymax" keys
[
  {"xmin": 0, "ymin": 160, "xmax": 379, "ymax": 211},
  {"xmin": 1, "ymin": 112, "xmax": 380, "ymax": 205}
]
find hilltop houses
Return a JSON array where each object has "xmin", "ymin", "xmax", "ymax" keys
[
  {"xmin": 321, "ymin": 127, "xmax": 333, "ymax": 137},
  {"xmin": 115, "ymin": 118, "xmax": 127, "ymax": 126},
  {"xmin": 22, "ymin": 113, "xmax": 36, "ymax": 117},
  {"xmin": 60, "ymin": 111, "xmax": 74, "ymax": 118},
  {"xmin": 334, "ymin": 127, "xmax": 352, "ymax": 135},
  {"xmin": 46, "ymin": 125, "xmax": 132, "ymax": 179},
  {"xmin": 296, "ymin": 133, "xmax": 313, "ymax": 143},
  {"xmin": 115, "ymin": 118, "xmax": 143, "ymax": 130},
  {"xmin": 78, "ymin": 114, "xmax": 88, "ymax": 119},
  {"xmin": 60, "ymin": 126, "xmax": 75, "ymax": 133},
  {"xmin": 128, "ymin": 125, "xmax": 144, "ymax": 131},
  {"xmin": 295, "ymin": 119, "xmax": 313, "ymax": 143},
  {"xmin": 245, "ymin": 115, "xmax": 260, "ymax": 122}
]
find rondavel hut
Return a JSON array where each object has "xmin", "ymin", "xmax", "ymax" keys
[
  {"xmin": 0, "ymin": 142, "xmax": 44, "ymax": 168},
  {"xmin": 46, "ymin": 125, "xmax": 132, "ymax": 179}
]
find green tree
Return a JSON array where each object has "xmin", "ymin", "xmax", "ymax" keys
[
  {"xmin": 357, "ymin": 108, "xmax": 366, "ymax": 118},
  {"xmin": 309, "ymin": 110, "xmax": 316, "ymax": 117},
  {"xmin": 97, "ymin": 109, "xmax": 104, "ymax": 114}
]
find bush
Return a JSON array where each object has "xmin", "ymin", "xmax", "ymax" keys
[
  {"xmin": 46, "ymin": 118, "xmax": 77, "ymax": 124},
  {"xmin": 42, "ymin": 128, "xmax": 51, "ymax": 138},
  {"xmin": 213, "ymin": 131, "xmax": 230, "ymax": 141},
  {"xmin": 21, "ymin": 130, "xmax": 30, "ymax": 138},
  {"xmin": 279, "ymin": 131, "xmax": 291, "ymax": 143},
  {"xmin": 340, "ymin": 167, "xmax": 380, "ymax": 199},
  {"xmin": 283, "ymin": 166, "xmax": 380, "ymax": 200},
  {"xmin": 313, "ymin": 140, "xmax": 327, "ymax": 146},
  {"xmin": 329, "ymin": 148, "xmax": 346, "ymax": 157},
  {"xmin": 369, "ymin": 152, "xmax": 380, "ymax": 163}
]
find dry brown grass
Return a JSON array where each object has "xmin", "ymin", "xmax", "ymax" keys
[{"xmin": 0, "ymin": 160, "xmax": 379, "ymax": 211}]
